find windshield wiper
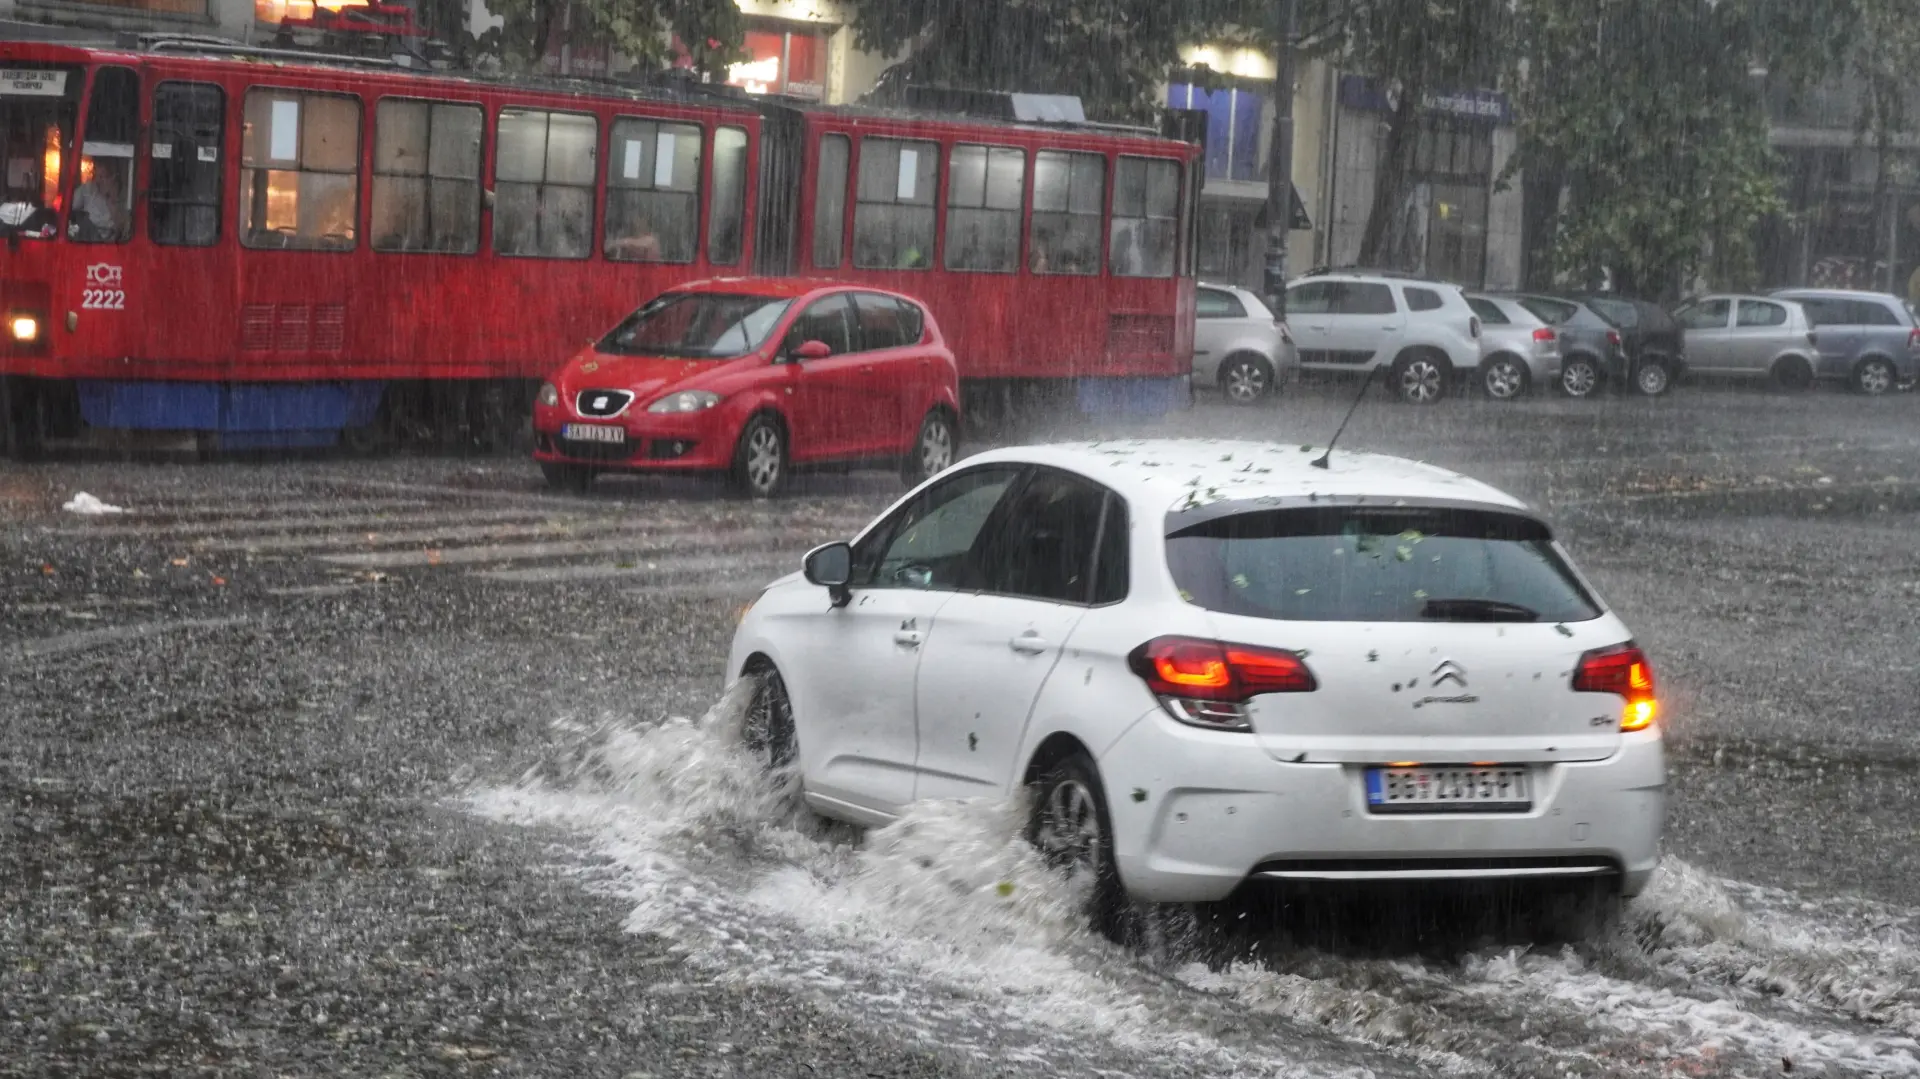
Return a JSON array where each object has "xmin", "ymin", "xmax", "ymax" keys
[{"xmin": 1420, "ymin": 597, "xmax": 1539, "ymax": 622}]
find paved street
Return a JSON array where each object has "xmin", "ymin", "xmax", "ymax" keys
[{"xmin": 5, "ymin": 382, "xmax": 1920, "ymax": 1077}]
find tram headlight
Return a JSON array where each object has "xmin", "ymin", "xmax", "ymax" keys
[
  {"xmin": 536, "ymin": 381, "xmax": 560, "ymax": 407},
  {"xmin": 9, "ymin": 315, "xmax": 39, "ymax": 342}
]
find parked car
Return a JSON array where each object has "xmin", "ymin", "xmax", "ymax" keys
[
  {"xmin": 1671, "ymin": 294, "xmax": 1820, "ymax": 390},
  {"xmin": 1286, "ymin": 270, "xmax": 1483, "ymax": 404},
  {"xmin": 730, "ymin": 439, "xmax": 1665, "ymax": 941},
  {"xmin": 1769, "ymin": 288, "xmax": 1920, "ymax": 395},
  {"xmin": 1575, "ymin": 295, "xmax": 1687, "ymax": 396},
  {"xmin": 1466, "ymin": 293, "xmax": 1562, "ymax": 400},
  {"xmin": 1194, "ymin": 282, "xmax": 1299, "ymax": 405},
  {"xmin": 1504, "ymin": 293, "xmax": 1622, "ymax": 399},
  {"xmin": 533, "ymin": 280, "xmax": 961, "ymax": 497}
]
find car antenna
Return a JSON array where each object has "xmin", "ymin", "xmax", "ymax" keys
[{"xmin": 1311, "ymin": 366, "xmax": 1378, "ymax": 470}]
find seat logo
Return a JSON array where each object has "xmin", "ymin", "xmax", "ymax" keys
[
  {"xmin": 1431, "ymin": 660, "xmax": 1468, "ymax": 688},
  {"xmin": 591, "ymin": 394, "xmax": 610, "ymax": 411}
]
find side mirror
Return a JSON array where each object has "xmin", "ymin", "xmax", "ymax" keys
[
  {"xmin": 803, "ymin": 541, "xmax": 852, "ymax": 607},
  {"xmin": 794, "ymin": 339, "xmax": 833, "ymax": 362}
]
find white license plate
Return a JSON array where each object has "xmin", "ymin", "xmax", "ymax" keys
[
  {"xmin": 1365, "ymin": 765, "xmax": 1530, "ymax": 814},
  {"xmin": 563, "ymin": 423, "xmax": 625, "ymax": 444}
]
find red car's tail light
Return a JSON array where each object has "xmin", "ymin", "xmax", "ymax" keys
[
  {"xmin": 1128, "ymin": 636, "xmax": 1315, "ymax": 731},
  {"xmin": 1572, "ymin": 642, "xmax": 1657, "ymax": 732}
]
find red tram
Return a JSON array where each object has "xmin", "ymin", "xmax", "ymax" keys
[{"xmin": 0, "ymin": 39, "xmax": 1200, "ymax": 454}]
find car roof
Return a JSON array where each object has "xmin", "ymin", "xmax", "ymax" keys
[
  {"xmin": 1770, "ymin": 287, "xmax": 1900, "ymax": 301},
  {"xmin": 962, "ymin": 439, "xmax": 1531, "ymax": 517}
]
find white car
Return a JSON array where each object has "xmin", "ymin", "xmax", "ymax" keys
[
  {"xmin": 1194, "ymin": 282, "xmax": 1299, "ymax": 405},
  {"xmin": 1286, "ymin": 271, "xmax": 1483, "ymax": 404},
  {"xmin": 728, "ymin": 440, "xmax": 1665, "ymax": 937}
]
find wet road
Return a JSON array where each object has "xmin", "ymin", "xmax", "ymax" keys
[{"xmin": 4, "ymin": 382, "xmax": 1919, "ymax": 1077}]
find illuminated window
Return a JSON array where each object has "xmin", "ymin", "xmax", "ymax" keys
[
  {"xmin": 240, "ymin": 88, "xmax": 361, "ymax": 251},
  {"xmin": 726, "ymin": 26, "xmax": 825, "ymax": 101}
]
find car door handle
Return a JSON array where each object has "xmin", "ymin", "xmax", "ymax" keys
[
  {"xmin": 1380, "ymin": 323, "xmax": 1401, "ymax": 331},
  {"xmin": 1194, "ymin": 349, "xmax": 1212, "ymax": 356},
  {"xmin": 893, "ymin": 629, "xmax": 923, "ymax": 647},
  {"xmin": 1009, "ymin": 632, "xmax": 1049, "ymax": 655}
]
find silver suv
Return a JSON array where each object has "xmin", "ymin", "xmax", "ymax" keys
[
  {"xmin": 1193, "ymin": 282, "xmax": 1299, "ymax": 405},
  {"xmin": 1769, "ymin": 289, "xmax": 1920, "ymax": 395},
  {"xmin": 1286, "ymin": 270, "xmax": 1483, "ymax": 403}
]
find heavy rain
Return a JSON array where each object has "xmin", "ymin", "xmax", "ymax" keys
[{"xmin": 4, "ymin": 1, "xmax": 1920, "ymax": 1077}]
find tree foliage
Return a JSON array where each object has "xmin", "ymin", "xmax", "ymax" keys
[{"xmin": 475, "ymin": 0, "xmax": 740, "ymax": 78}]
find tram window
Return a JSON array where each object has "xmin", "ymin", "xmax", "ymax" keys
[
  {"xmin": 604, "ymin": 118, "xmax": 700, "ymax": 263},
  {"xmin": 1030, "ymin": 150, "xmax": 1103, "ymax": 275},
  {"xmin": 812, "ymin": 133, "xmax": 848, "ymax": 269},
  {"xmin": 708, "ymin": 125, "xmax": 748, "ymax": 266},
  {"xmin": 372, "ymin": 99, "xmax": 482, "ymax": 254},
  {"xmin": 240, "ymin": 89, "xmax": 361, "ymax": 251},
  {"xmin": 72, "ymin": 66, "xmax": 137, "ymax": 245},
  {"xmin": 1110, "ymin": 156, "xmax": 1179, "ymax": 278},
  {"xmin": 853, "ymin": 137, "xmax": 937, "ymax": 271},
  {"xmin": 944, "ymin": 144, "xmax": 1023, "ymax": 273},
  {"xmin": 150, "ymin": 82, "xmax": 224, "ymax": 247},
  {"xmin": 493, "ymin": 108, "xmax": 596, "ymax": 259}
]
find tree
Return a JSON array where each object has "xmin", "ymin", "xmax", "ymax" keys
[{"xmin": 476, "ymin": 0, "xmax": 741, "ymax": 78}]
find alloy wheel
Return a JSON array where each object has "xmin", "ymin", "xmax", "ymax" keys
[
  {"xmin": 1635, "ymin": 362, "xmax": 1670, "ymax": 396},
  {"xmin": 917, "ymin": 416, "xmax": 954, "ymax": 475},
  {"xmin": 1858, "ymin": 359, "xmax": 1894, "ymax": 396},
  {"xmin": 1399, "ymin": 358, "xmax": 1445, "ymax": 403},
  {"xmin": 1562, "ymin": 360, "xmax": 1599, "ymax": 398},
  {"xmin": 1034, "ymin": 778, "xmax": 1103, "ymax": 875},
  {"xmin": 1483, "ymin": 359, "xmax": 1526, "ymax": 400},
  {"xmin": 745, "ymin": 425, "xmax": 783, "ymax": 493},
  {"xmin": 1223, "ymin": 359, "xmax": 1270, "ymax": 404}
]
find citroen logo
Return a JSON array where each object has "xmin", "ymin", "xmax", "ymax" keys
[{"xmin": 1431, "ymin": 660, "xmax": 1468, "ymax": 689}]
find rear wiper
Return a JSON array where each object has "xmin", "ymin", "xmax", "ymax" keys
[{"xmin": 1420, "ymin": 598, "xmax": 1539, "ymax": 622}]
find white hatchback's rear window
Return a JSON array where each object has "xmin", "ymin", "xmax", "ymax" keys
[{"xmin": 1165, "ymin": 505, "xmax": 1601, "ymax": 623}]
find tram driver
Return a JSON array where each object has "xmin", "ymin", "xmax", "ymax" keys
[{"xmin": 70, "ymin": 158, "xmax": 131, "ymax": 242}]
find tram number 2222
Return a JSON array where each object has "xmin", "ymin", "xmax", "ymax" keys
[{"xmin": 83, "ymin": 263, "xmax": 126, "ymax": 310}]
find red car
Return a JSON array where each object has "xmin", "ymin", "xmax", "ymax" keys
[{"xmin": 533, "ymin": 280, "xmax": 961, "ymax": 496}]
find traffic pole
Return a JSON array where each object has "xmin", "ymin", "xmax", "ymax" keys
[{"xmin": 1262, "ymin": 0, "xmax": 1297, "ymax": 322}]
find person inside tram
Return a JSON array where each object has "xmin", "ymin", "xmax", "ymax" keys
[
  {"xmin": 1030, "ymin": 229, "xmax": 1053, "ymax": 273},
  {"xmin": 607, "ymin": 211, "xmax": 664, "ymax": 261},
  {"xmin": 69, "ymin": 159, "xmax": 130, "ymax": 242}
]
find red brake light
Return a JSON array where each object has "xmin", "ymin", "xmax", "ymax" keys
[
  {"xmin": 1572, "ymin": 643, "xmax": 1657, "ymax": 732},
  {"xmin": 1532, "ymin": 327, "xmax": 1556, "ymax": 342},
  {"xmin": 1128, "ymin": 636, "xmax": 1316, "ymax": 702},
  {"xmin": 1606, "ymin": 329, "xmax": 1622, "ymax": 347},
  {"xmin": 1908, "ymin": 327, "xmax": 1919, "ymax": 349}
]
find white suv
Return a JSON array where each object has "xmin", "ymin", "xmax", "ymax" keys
[
  {"xmin": 1286, "ymin": 271, "xmax": 1483, "ymax": 403},
  {"xmin": 729, "ymin": 440, "xmax": 1665, "ymax": 942}
]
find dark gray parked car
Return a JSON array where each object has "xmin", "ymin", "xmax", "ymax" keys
[
  {"xmin": 1504, "ymin": 293, "xmax": 1622, "ymax": 398},
  {"xmin": 1769, "ymin": 288, "xmax": 1920, "ymax": 395}
]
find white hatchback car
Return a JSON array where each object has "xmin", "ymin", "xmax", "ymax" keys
[{"xmin": 728, "ymin": 440, "xmax": 1665, "ymax": 934}]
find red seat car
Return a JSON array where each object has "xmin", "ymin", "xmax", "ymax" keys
[{"xmin": 533, "ymin": 280, "xmax": 962, "ymax": 497}]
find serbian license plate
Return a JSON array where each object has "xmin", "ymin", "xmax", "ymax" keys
[
  {"xmin": 1365, "ymin": 765, "xmax": 1531, "ymax": 814},
  {"xmin": 562, "ymin": 423, "xmax": 625, "ymax": 444}
]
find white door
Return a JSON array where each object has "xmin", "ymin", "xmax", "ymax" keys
[
  {"xmin": 1287, "ymin": 280, "xmax": 1339, "ymax": 367},
  {"xmin": 1321, "ymin": 280, "xmax": 1402, "ymax": 368}
]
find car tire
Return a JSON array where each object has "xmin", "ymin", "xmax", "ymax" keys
[
  {"xmin": 730, "ymin": 413, "xmax": 788, "ymax": 498},
  {"xmin": 901, "ymin": 408, "xmax": 957, "ymax": 486},
  {"xmin": 1390, "ymin": 351, "xmax": 1449, "ymax": 404},
  {"xmin": 1853, "ymin": 355, "xmax": 1897, "ymax": 396},
  {"xmin": 1026, "ymin": 748, "xmax": 1132, "ymax": 944},
  {"xmin": 1559, "ymin": 355, "xmax": 1602, "ymax": 398},
  {"xmin": 540, "ymin": 462, "xmax": 594, "ymax": 493},
  {"xmin": 1219, "ymin": 353, "xmax": 1276, "ymax": 405},
  {"xmin": 1634, "ymin": 357, "xmax": 1675, "ymax": 397},
  {"xmin": 742, "ymin": 662, "xmax": 799, "ymax": 773},
  {"xmin": 1771, "ymin": 355, "xmax": 1814, "ymax": 392},
  {"xmin": 1479, "ymin": 355, "xmax": 1530, "ymax": 401}
]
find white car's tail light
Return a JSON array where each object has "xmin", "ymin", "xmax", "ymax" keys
[
  {"xmin": 1126, "ymin": 635, "xmax": 1316, "ymax": 732},
  {"xmin": 1572, "ymin": 642, "xmax": 1657, "ymax": 732}
]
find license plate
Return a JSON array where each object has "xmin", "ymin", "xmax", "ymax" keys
[
  {"xmin": 562, "ymin": 423, "xmax": 625, "ymax": 444},
  {"xmin": 1365, "ymin": 765, "xmax": 1531, "ymax": 814}
]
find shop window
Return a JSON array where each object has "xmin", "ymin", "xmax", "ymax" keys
[
  {"xmin": 371, "ymin": 99, "xmax": 481, "ymax": 254},
  {"xmin": 944, "ymin": 144, "xmax": 1022, "ymax": 272},
  {"xmin": 1110, "ymin": 155, "xmax": 1179, "ymax": 278},
  {"xmin": 603, "ymin": 118, "xmax": 700, "ymax": 263},
  {"xmin": 812, "ymin": 133, "xmax": 848, "ymax": 269},
  {"xmin": 708, "ymin": 125, "xmax": 748, "ymax": 266},
  {"xmin": 493, "ymin": 108, "xmax": 596, "ymax": 259},
  {"xmin": 1168, "ymin": 82, "xmax": 1266, "ymax": 183},
  {"xmin": 149, "ymin": 81, "xmax": 224, "ymax": 247},
  {"xmin": 241, "ymin": 88, "xmax": 361, "ymax": 251},
  {"xmin": 727, "ymin": 26, "xmax": 826, "ymax": 100},
  {"xmin": 72, "ymin": 66, "xmax": 137, "ymax": 244},
  {"xmin": 854, "ymin": 137, "xmax": 937, "ymax": 270},
  {"xmin": 1030, "ymin": 149, "xmax": 1103, "ymax": 275}
]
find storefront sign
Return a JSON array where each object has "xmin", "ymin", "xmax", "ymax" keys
[
  {"xmin": 0, "ymin": 70, "xmax": 68, "ymax": 97},
  {"xmin": 1338, "ymin": 75, "xmax": 1510, "ymax": 123}
]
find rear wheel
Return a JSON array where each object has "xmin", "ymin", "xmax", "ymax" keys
[
  {"xmin": 1854, "ymin": 355, "xmax": 1896, "ymax": 396},
  {"xmin": 1026, "ymin": 749, "xmax": 1132, "ymax": 944},
  {"xmin": 540, "ymin": 462, "xmax": 594, "ymax": 493},
  {"xmin": 1480, "ymin": 355, "xmax": 1530, "ymax": 401},
  {"xmin": 901, "ymin": 408, "xmax": 957, "ymax": 485},
  {"xmin": 1391, "ymin": 352, "xmax": 1449, "ymax": 404},
  {"xmin": 1560, "ymin": 355, "xmax": 1602, "ymax": 398},
  {"xmin": 1219, "ymin": 353, "xmax": 1276, "ymax": 405},
  {"xmin": 1634, "ymin": 358, "xmax": 1674, "ymax": 397},
  {"xmin": 731, "ymin": 413, "xmax": 788, "ymax": 498},
  {"xmin": 1771, "ymin": 355, "xmax": 1814, "ymax": 391}
]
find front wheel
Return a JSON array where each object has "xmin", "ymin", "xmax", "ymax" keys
[
  {"xmin": 1634, "ymin": 358, "xmax": 1674, "ymax": 397},
  {"xmin": 1854, "ymin": 356, "xmax": 1896, "ymax": 396},
  {"xmin": 1219, "ymin": 354, "xmax": 1276, "ymax": 405},
  {"xmin": 540, "ymin": 462, "xmax": 594, "ymax": 493},
  {"xmin": 1560, "ymin": 356, "xmax": 1602, "ymax": 398},
  {"xmin": 743, "ymin": 664, "xmax": 798, "ymax": 772},
  {"xmin": 1480, "ymin": 356, "xmax": 1530, "ymax": 401},
  {"xmin": 1026, "ymin": 750, "xmax": 1131, "ymax": 944},
  {"xmin": 1391, "ymin": 353, "xmax": 1449, "ymax": 404},
  {"xmin": 902, "ymin": 408, "xmax": 957, "ymax": 485},
  {"xmin": 730, "ymin": 414, "xmax": 788, "ymax": 498}
]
